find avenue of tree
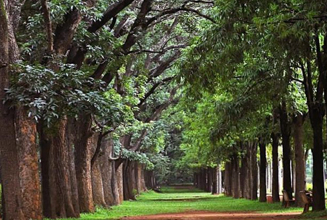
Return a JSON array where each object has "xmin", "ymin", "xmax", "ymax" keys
[{"xmin": 0, "ymin": 0, "xmax": 326, "ymax": 220}]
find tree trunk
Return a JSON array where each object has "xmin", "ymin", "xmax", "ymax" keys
[
  {"xmin": 99, "ymin": 139, "xmax": 116, "ymax": 206},
  {"xmin": 91, "ymin": 134, "xmax": 107, "ymax": 207},
  {"xmin": 217, "ymin": 165, "xmax": 222, "ymax": 194},
  {"xmin": 42, "ymin": 119, "xmax": 78, "ymax": 218},
  {"xmin": 212, "ymin": 166, "xmax": 218, "ymax": 194},
  {"xmin": 1, "ymin": 2, "xmax": 43, "ymax": 219},
  {"xmin": 145, "ymin": 170, "xmax": 155, "ymax": 189},
  {"xmin": 271, "ymin": 132, "xmax": 280, "ymax": 202},
  {"xmin": 40, "ymin": 125, "xmax": 53, "ymax": 218},
  {"xmin": 250, "ymin": 142, "xmax": 258, "ymax": 200},
  {"xmin": 140, "ymin": 165, "xmax": 147, "ymax": 191},
  {"xmin": 240, "ymin": 146, "xmax": 249, "ymax": 199},
  {"xmin": 15, "ymin": 107, "xmax": 42, "ymax": 219},
  {"xmin": 66, "ymin": 119, "xmax": 80, "ymax": 215},
  {"xmin": 206, "ymin": 168, "xmax": 212, "ymax": 192},
  {"xmin": 201, "ymin": 168, "xmax": 206, "ymax": 191},
  {"xmin": 224, "ymin": 161, "xmax": 232, "ymax": 196},
  {"xmin": 74, "ymin": 116, "xmax": 95, "ymax": 213},
  {"xmin": 279, "ymin": 102, "xmax": 292, "ymax": 200},
  {"xmin": 231, "ymin": 155, "xmax": 240, "ymax": 198},
  {"xmin": 259, "ymin": 141, "xmax": 267, "ymax": 202},
  {"xmin": 310, "ymin": 108, "xmax": 326, "ymax": 211},
  {"xmin": 92, "ymin": 160, "xmax": 107, "ymax": 207},
  {"xmin": 293, "ymin": 114, "xmax": 306, "ymax": 207},
  {"xmin": 116, "ymin": 163, "xmax": 124, "ymax": 204},
  {"xmin": 123, "ymin": 160, "xmax": 137, "ymax": 200}
]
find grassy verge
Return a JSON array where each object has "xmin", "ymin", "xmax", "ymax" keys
[{"xmin": 56, "ymin": 186, "xmax": 326, "ymax": 220}]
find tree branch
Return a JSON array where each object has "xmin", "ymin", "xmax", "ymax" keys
[
  {"xmin": 138, "ymin": 76, "xmax": 174, "ymax": 107},
  {"xmin": 40, "ymin": 0, "xmax": 53, "ymax": 52},
  {"xmin": 88, "ymin": 0, "xmax": 135, "ymax": 33}
]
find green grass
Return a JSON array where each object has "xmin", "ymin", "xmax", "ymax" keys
[{"xmin": 56, "ymin": 186, "xmax": 327, "ymax": 220}]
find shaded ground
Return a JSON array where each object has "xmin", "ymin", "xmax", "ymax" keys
[{"xmin": 122, "ymin": 210, "xmax": 301, "ymax": 220}]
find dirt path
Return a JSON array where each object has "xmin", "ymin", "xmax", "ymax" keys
[{"xmin": 122, "ymin": 210, "xmax": 301, "ymax": 220}]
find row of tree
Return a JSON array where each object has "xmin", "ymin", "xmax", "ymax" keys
[
  {"xmin": 179, "ymin": 0, "xmax": 327, "ymax": 212},
  {"xmin": 0, "ymin": 0, "xmax": 214, "ymax": 219}
]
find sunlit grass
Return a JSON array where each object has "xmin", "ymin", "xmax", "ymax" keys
[{"xmin": 55, "ymin": 186, "xmax": 314, "ymax": 220}]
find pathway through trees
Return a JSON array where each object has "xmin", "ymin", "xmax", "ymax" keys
[
  {"xmin": 118, "ymin": 186, "xmax": 302, "ymax": 220},
  {"xmin": 122, "ymin": 210, "xmax": 300, "ymax": 220}
]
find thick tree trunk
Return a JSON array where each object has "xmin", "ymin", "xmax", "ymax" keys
[
  {"xmin": 240, "ymin": 143, "xmax": 251, "ymax": 199},
  {"xmin": 206, "ymin": 168, "xmax": 213, "ymax": 192},
  {"xmin": 74, "ymin": 116, "xmax": 95, "ymax": 213},
  {"xmin": 116, "ymin": 163, "xmax": 124, "ymax": 204},
  {"xmin": 92, "ymin": 160, "xmax": 107, "ymax": 207},
  {"xmin": 1, "ymin": 2, "xmax": 43, "ymax": 219},
  {"xmin": 140, "ymin": 165, "xmax": 147, "ymax": 191},
  {"xmin": 134, "ymin": 162, "xmax": 145, "ymax": 194},
  {"xmin": 0, "ymin": 46, "xmax": 25, "ymax": 220},
  {"xmin": 90, "ymin": 134, "xmax": 107, "ymax": 207},
  {"xmin": 112, "ymin": 160, "xmax": 121, "ymax": 205},
  {"xmin": 145, "ymin": 170, "xmax": 155, "ymax": 189},
  {"xmin": 259, "ymin": 141, "xmax": 267, "ymax": 202},
  {"xmin": 212, "ymin": 166, "xmax": 218, "ymax": 194},
  {"xmin": 250, "ymin": 142, "xmax": 258, "ymax": 200},
  {"xmin": 217, "ymin": 165, "xmax": 222, "ymax": 194},
  {"xmin": 280, "ymin": 102, "xmax": 292, "ymax": 200},
  {"xmin": 42, "ymin": 119, "xmax": 78, "ymax": 218},
  {"xmin": 224, "ymin": 161, "xmax": 232, "ymax": 196},
  {"xmin": 66, "ymin": 119, "xmax": 80, "ymax": 215},
  {"xmin": 99, "ymin": 139, "xmax": 116, "ymax": 206},
  {"xmin": 271, "ymin": 132, "xmax": 280, "ymax": 202},
  {"xmin": 231, "ymin": 155, "xmax": 240, "ymax": 198},
  {"xmin": 310, "ymin": 109, "xmax": 326, "ymax": 211},
  {"xmin": 293, "ymin": 114, "xmax": 306, "ymax": 207},
  {"xmin": 201, "ymin": 168, "xmax": 206, "ymax": 191},
  {"xmin": 16, "ymin": 108, "xmax": 42, "ymax": 219},
  {"xmin": 123, "ymin": 160, "xmax": 137, "ymax": 200},
  {"xmin": 40, "ymin": 126, "xmax": 53, "ymax": 218}
]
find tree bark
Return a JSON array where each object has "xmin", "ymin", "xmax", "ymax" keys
[
  {"xmin": 74, "ymin": 116, "xmax": 95, "ymax": 213},
  {"xmin": 40, "ymin": 125, "xmax": 53, "ymax": 218},
  {"xmin": 15, "ymin": 107, "xmax": 42, "ymax": 220},
  {"xmin": 66, "ymin": 119, "xmax": 80, "ymax": 215},
  {"xmin": 259, "ymin": 141, "xmax": 267, "ymax": 202},
  {"xmin": 91, "ymin": 134, "xmax": 107, "ymax": 207},
  {"xmin": 271, "ymin": 132, "xmax": 280, "ymax": 202},
  {"xmin": 206, "ymin": 168, "xmax": 212, "ymax": 192},
  {"xmin": 224, "ymin": 161, "xmax": 232, "ymax": 196},
  {"xmin": 310, "ymin": 107, "xmax": 326, "ymax": 210},
  {"xmin": 99, "ymin": 139, "xmax": 116, "ymax": 206},
  {"xmin": 293, "ymin": 113, "xmax": 306, "ymax": 207},
  {"xmin": 41, "ymin": 119, "xmax": 79, "ymax": 218},
  {"xmin": 92, "ymin": 160, "xmax": 107, "ymax": 207},
  {"xmin": 250, "ymin": 142, "xmax": 258, "ymax": 200},
  {"xmin": 231, "ymin": 155, "xmax": 240, "ymax": 198},
  {"xmin": 116, "ymin": 163, "xmax": 124, "ymax": 204},
  {"xmin": 279, "ymin": 101, "xmax": 292, "ymax": 200},
  {"xmin": 0, "ymin": 2, "xmax": 41, "ymax": 219},
  {"xmin": 140, "ymin": 164, "xmax": 147, "ymax": 191},
  {"xmin": 123, "ymin": 160, "xmax": 137, "ymax": 200},
  {"xmin": 212, "ymin": 166, "xmax": 218, "ymax": 194}
]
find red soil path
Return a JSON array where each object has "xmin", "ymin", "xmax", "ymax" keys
[{"xmin": 122, "ymin": 210, "xmax": 301, "ymax": 220}]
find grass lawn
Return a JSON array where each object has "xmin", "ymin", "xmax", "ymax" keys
[{"xmin": 55, "ymin": 186, "xmax": 327, "ymax": 220}]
